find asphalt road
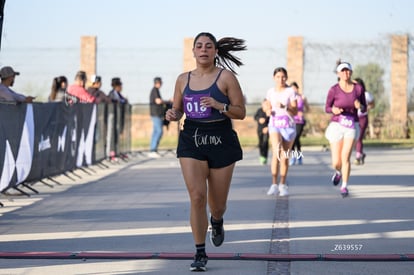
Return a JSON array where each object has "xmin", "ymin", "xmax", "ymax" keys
[{"xmin": 0, "ymin": 147, "xmax": 413, "ymax": 274}]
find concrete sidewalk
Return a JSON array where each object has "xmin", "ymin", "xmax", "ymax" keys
[{"xmin": 0, "ymin": 147, "xmax": 413, "ymax": 274}]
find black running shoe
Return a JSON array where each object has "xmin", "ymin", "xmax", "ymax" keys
[
  {"xmin": 361, "ymin": 153, "xmax": 366, "ymax": 165},
  {"xmin": 190, "ymin": 252, "xmax": 208, "ymax": 272},
  {"xmin": 209, "ymin": 216, "xmax": 225, "ymax": 247}
]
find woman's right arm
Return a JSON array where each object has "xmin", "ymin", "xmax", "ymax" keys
[
  {"xmin": 264, "ymin": 99, "xmax": 272, "ymax": 116},
  {"xmin": 325, "ymin": 87, "xmax": 334, "ymax": 114},
  {"xmin": 325, "ymin": 87, "xmax": 343, "ymax": 115},
  {"xmin": 165, "ymin": 73, "xmax": 185, "ymax": 121}
]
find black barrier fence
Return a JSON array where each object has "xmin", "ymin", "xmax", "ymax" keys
[{"xmin": 0, "ymin": 102, "xmax": 131, "ymax": 196}]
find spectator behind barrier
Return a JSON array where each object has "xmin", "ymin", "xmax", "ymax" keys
[
  {"xmin": 149, "ymin": 76, "xmax": 171, "ymax": 157},
  {"xmin": 108, "ymin": 77, "xmax": 128, "ymax": 103},
  {"xmin": 87, "ymin": 75, "xmax": 111, "ymax": 104},
  {"xmin": 0, "ymin": 66, "xmax": 35, "ymax": 103},
  {"xmin": 49, "ymin": 76, "xmax": 68, "ymax": 102},
  {"xmin": 67, "ymin": 71, "xmax": 96, "ymax": 103}
]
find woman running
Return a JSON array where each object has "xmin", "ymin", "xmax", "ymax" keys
[
  {"xmin": 289, "ymin": 81, "xmax": 309, "ymax": 165},
  {"xmin": 265, "ymin": 67, "xmax": 297, "ymax": 197},
  {"xmin": 353, "ymin": 77, "xmax": 375, "ymax": 165},
  {"xmin": 325, "ymin": 62, "xmax": 366, "ymax": 197},
  {"xmin": 165, "ymin": 32, "xmax": 246, "ymax": 272}
]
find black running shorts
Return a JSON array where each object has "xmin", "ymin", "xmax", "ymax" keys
[{"xmin": 177, "ymin": 119, "xmax": 243, "ymax": 168}]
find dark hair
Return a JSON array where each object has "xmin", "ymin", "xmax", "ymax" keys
[
  {"xmin": 154, "ymin": 77, "xmax": 162, "ymax": 84},
  {"xmin": 75, "ymin": 70, "xmax": 87, "ymax": 82},
  {"xmin": 92, "ymin": 75, "xmax": 102, "ymax": 83},
  {"xmin": 273, "ymin": 67, "xmax": 288, "ymax": 78},
  {"xmin": 193, "ymin": 32, "xmax": 246, "ymax": 74},
  {"xmin": 336, "ymin": 58, "xmax": 342, "ymax": 67},
  {"xmin": 290, "ymin": 81, "xmax": 299, "ymax": 89},
  {"xmin": 50, "ymin": 76, "xmax": 67, "ymax": 101},
  {"xmin": 354, "ymin": 77, "xmax": 366, "ymax": 90},
  {"xmin": 111, "ymin": 77, "xmax": 122, "ymax": 87}
]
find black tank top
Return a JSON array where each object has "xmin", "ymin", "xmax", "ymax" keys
[{"xmin": 182, "ymin": 69, "xmax": 230, "ymax": 122}]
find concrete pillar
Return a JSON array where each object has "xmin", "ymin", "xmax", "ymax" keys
[
  {"xmin": 390, "ymin": 35, "xmax": 408, "ymax": 137},
  {"xmin": 80, "ymin": 36, "xmax": 97, "ymax": 82},
  {"xmin": 286, "ymin": 36, "xmax": 304, "ymax": 92},
  {"xmin": 183, "ymin": 38, "xmax": 195, "ymax": 72}
]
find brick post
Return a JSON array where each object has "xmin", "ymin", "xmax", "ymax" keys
[
  {"xmin": 286, "ymin": 36, "xmax": 304, "ymax": 92},
  {"xmin": 80, "ymin": 36, "xmax": 97, "ymax": 82},
  {"xmin": 390, "ymin": 35, "xmax": 408, "ymax": 138},
  {"xmin": 183, "ymin": 38, "xmax": 195, "ymax": 72}
]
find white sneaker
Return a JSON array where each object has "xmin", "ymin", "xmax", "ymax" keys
[
  {"xmin": 279, "ymin": 184, "xmax": 289, "ymax": 196},
  {"xmin": 267, "ymin": 184, "xmax": 279, "ymax": 195},
  {"xmin": 148, "ymin": 151, "xmax": 160, "ymax": 158}
]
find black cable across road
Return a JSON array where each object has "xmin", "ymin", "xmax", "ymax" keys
[{"xmin": 0, "ymin": 252, "xmax": 413, "ymax": 261}]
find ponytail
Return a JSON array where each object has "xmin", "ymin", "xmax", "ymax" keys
[
  {"xmin": 216, "ymin": 37, "xmax": 246, "ymax": 74},
  {"xmin": 193, "ymin": 32, "xmax": 247, "ymax": 74},
  {"xmin": 50, "ymin": 77, "xmax": 59, "ymax": 101}
]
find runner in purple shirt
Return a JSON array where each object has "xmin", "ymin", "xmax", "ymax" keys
[
  {"xmin": 290, "ymin": 81, "xmax": 309, "ymax": 166},
  {"xmin": 354, "ymin": 77, "xmax": 375, "ymax": 165},
  {"xmin": 325, "ymin": 61, "xmax": 366, "ymax": 198}
]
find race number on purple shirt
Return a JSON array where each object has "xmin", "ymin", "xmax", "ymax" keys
[
  {"xmin": 271, "ymin": 115, "xmax": 290, "ymax": 128},
  {"xmin": 339, "ymin": 115, "xmax": 355, "ymax": 129},
  {"xmin": 183, "ymin": 93, "xmax": 211, "ymax": 119}
]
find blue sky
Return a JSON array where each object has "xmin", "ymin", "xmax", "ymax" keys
[
  {"xmin": 0, "ymin": 0, "xmax": 413, "ymax": 104},
  {"xmin": 2, "ymin": 0, "xmax": 412, "ymax": 49}
]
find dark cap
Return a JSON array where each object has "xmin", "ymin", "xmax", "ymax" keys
[
  {"xmin": 111, "ymin": 77, "xmax": 122, "ymax": 86},
  {"xmin": 154, "ymin": 77, "xmax": 162, "ymax": 83}
]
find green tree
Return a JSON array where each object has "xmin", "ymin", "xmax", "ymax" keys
[{"xmin": 353, "ymin": 63, "xmax": 387, "ymax": 116}]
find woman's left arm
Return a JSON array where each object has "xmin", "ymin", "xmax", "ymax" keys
[
  {"xmin": 216, "ymin": 70, "xmax": 246, "ymax": 120},
  {"xmin": 287, "ymin": 96, "xmax": 298, "ymax": 116}
]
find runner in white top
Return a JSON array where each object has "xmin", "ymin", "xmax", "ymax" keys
[{"xmin": 265, "ymin": 67, "xmax": 297, "ymax": 197}]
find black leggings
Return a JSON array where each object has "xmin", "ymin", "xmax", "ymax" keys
[
  {"xmin": 292, "ymin": 123, "xmax": 305, "ymax": 152},
  {"xmin": 258, "ymin": 132, "xmax": 269, "ymax": 158}
]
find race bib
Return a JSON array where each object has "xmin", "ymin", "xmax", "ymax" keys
[
  {"xmin": 339, "ymin": 115, "xmax": 355, "ymax": 129},
  {"xmin": 271, "ymin": 115, "xmax": 290, "ymax": 128},
  {"xmin": 183, "ymin": 93, "xmax": 211, "ymax": 119}
]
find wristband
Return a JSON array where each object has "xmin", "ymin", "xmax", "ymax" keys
[{"xmin": 220, "ymin": 103, "xmax": 229, "ymax": 113}]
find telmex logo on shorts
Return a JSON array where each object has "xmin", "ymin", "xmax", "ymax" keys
[
  {"xmin": 276, "ymin": 142, "xmax": 303, "ymax": 162},
  {"xmin": 193, "ymin": 128, "xmax": 223, "ymax": 148}
]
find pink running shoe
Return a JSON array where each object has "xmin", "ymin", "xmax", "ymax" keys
[
  {"xmin": 331, "ymin": 171, "xmax": 342, "ymax": 186},
  {"xmin": 340, "ymin": 187, "xmax": 349, "ymax": 198}
]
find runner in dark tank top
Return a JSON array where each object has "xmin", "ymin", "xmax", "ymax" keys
[{"xmin": 165, "ymin": 32, "xmax": 246, "ymax": 272}]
